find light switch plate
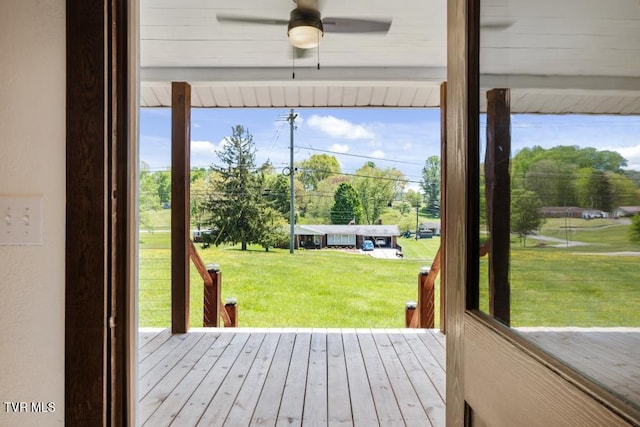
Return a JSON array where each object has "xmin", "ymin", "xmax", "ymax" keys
[{"xmin": 0, "ymin": 195, "xmax": 43, "ymax": 245}]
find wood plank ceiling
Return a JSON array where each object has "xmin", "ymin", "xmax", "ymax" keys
[{"xmin": 140, "ymin": 0, "xmax": 640, "ymax": 114}]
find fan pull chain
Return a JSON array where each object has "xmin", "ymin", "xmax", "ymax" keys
[
  {"xmin": 292, "ymin": 46, "xmax": 296, "ymax": 79},
  {"xmin": 317, "ymin": 32, "xmax": 321, "ymax": 70}
]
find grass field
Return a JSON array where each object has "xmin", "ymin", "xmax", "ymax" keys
[
  {"xmin": 139, "ymin": 211, "xmax": 640, "ymax": 328},
  {"xmin": 139, "ymin": 228, "xmax": 441, "ymax": 328}
]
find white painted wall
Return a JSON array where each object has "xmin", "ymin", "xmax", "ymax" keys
[{"xmin": 0, "ymin": 0, "xmax": 65, "ymax": 425}]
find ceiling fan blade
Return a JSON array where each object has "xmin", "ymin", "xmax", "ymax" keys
[
  {"xmin": 480, "ymin": 20, "xmax": 514, "ymax": 30},
  {"xmin": 216, "ymin": 14, "xmax": 289, "ymax": 26},
  {"xmin": 322, "ymin": 17, "xmax": 392, "ymax": 33}
]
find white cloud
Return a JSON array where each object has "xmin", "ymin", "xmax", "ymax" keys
[
  {"xmin": 370, "ymin": 150, "xmax": 385, "ymax": 159},
  {"xmin": 329, "ymin": 143, "xmax": 350, "ymax": 153},
  {"xmin": 610, "ymin": 144, "xmax": 640, "ymax": 170},
  {"xmin": 190, "ymin": 140, "xmax": 225, "ymax": 166},
  {"xmin": 306, "ymin": 115, "xmax": 375, "ymax": 140}
]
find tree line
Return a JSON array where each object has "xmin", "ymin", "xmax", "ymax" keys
[
  {"xmin": 503, "ymin": 145, "xmax": 640, "ymax": 244},
  {"xmin": 139, "ymin": 125, "xmax": 442, "ymax": 250}
]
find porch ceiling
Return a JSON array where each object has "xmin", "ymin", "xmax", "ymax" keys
[{"xmin": 140, "ymin": 0, "xmax": 640, "ymax": 114}]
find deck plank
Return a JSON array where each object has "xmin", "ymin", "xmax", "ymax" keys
[
  {"xmin": 138, "ymin": 332, "xmax": 214, "ymax": 419},
  {"xmin": 404, "ymin": 332, "xmax": 446, "ymax": 401},
  {"xmin": 277, "ymin": 332, "xmax": 312, "ymax": 426},
  {"xmin": 341, "ymin": 331, "xmax": 380, "ymax": 427},
  {"xmin": 519, "ymin": 328, "xmax": 640, "ymax": 405},
  {"xmin": 416, "ymin": 330, "xmax": 446, "ymax": 371},
  {"xmin": 303, "ymin": 333, "xmax": 328, "ymax": 426},
  {"xmin": 138, "ymin": 328, "xmax": 168, "ymax": 350},
  {"xmin": 138, "ymin": 328, "xmax": 172, "ymax": 360},
  {"xmin": 197, "ymin": 333, "xmax": 267, "ymax": 426},
  {"xmin": 357, "ymin": 331, "xmax": 405, "ymax": 426},
  {"xmin": 326, "ymin": 333, "xmax": 353, "ymax": 426},
  {"xmin": 138, "ymin": 332, "xmax": 206, "ymax": 399},
  {"xmin": 372, "ymin": 332, "xmax": 431, "ymax": 425},
  {"xmin": 223, "ymin": 333, "xmax": 281, "ymax": 427},
  {"xmin": 138, "ymin": 329, "xmax": 447, "ymax": 427},
  {"xmin": 141, "ymin": 332, "xmax": 234, "ymax": 426},
  {"xmin": 170, "ymin": 333, "xmax": 251, "ymax": 426},
  {"xmin": 138, "ymin": 333, "xmax": 192, "ymax": 378},
  {"xmin": 251, "ymin": 333, "xmax": 297, "ymax": 426},
  {"xmin": 389, "ymin": 333, "xmax": 445, "ymax": 426}
]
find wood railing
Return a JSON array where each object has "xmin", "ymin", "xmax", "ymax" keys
[
  {"xmin": 189, "ymin": 240, "xmax": 235, "ymax": 327},
  {"xmin": 407, "ymin": 246, "xmax": 442, "ymax": 330}
]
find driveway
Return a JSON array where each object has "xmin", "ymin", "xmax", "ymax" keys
[{"xmin": 366, "ymin": 248, "xmax": 401, "ymax": 259}]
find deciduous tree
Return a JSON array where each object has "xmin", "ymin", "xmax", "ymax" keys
[
  {"xmin": 298, "ymin": 154, "xmax": 341, "ymax": 191},
  {"xmin": 511, "ymin": 189, "xmax": 544, "ymax": 247}
]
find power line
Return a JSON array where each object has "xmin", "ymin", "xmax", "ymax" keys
[{"xmin": 299, "ymin": 145, "xmax": 426, "ymax": 167}]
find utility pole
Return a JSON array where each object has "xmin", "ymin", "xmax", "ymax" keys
[
  {"xmin": 415, "ymin": 199, "xmax": 419, "ymax": 240},
  {"xmin": 287, "ymin": 109, "xmax": 297, "ymax": 254}
]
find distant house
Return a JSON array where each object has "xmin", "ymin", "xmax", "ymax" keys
[
  {"xmin": 539, "ymin": 206, "xmax": 584, "ymax": 218},
  {"xmin": 419, "ymin": 221, "xmax": 441, "ymax": 236},
  {"xmin": 294, "ymin": 224, "xmax": 400, "ymax": 249},
  {"xmin": 612, "ymin": 206, "xmax": 640, "ymax": 217}
]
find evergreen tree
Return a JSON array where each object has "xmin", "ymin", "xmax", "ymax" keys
[
  {"xmin": 204, "ymin": 125, "xmax": 267, "ymax": 251},
  {"xmin": 421, "ymin": 156, "xmax": 441, "ymax": 217},
  {"xmin": 330, "ymin": 182, "xmax": 363, "ymax": 224}
]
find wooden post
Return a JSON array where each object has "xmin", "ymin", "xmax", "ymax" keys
[
  {"xmin": 171, "ymin": 81, "xmax": 191, "ymax": 334},
  {"xmin": 405, "ymin": 301, "xmax": 417, "ymax": 328},
  {"xmin": 204, "ymin": 265, "xmax": 221, "ymax": 327},
  {"xmin": 224, "ymin": 299, "xmax": 238, "ymax": 327},
  {"xmin": 485, "ymin": 88, "xmax": 511, "ymax": 325},
  {"xmin": 440, "ymin": 81, "xmax": 448, "ymax": 334},
  {"xmin": 419, "ymin": 267, "xmax": 435, "ymax": 328}
]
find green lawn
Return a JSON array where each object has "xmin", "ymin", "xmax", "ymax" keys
[
  {"xmin": 139, "ymin": 231, "xmax": 441, "ymax": 328},
  {"xmin": 477, "ymin": 218, "xmax": 640, "ymax": 327},
  {"xmin": 139, "ymin": 213, "xmax": 640, "ymax": 329}
]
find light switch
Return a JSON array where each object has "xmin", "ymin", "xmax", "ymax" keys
[{"xmin": 0, "ymin": 196, "xmax": 43, "ymax": 245}]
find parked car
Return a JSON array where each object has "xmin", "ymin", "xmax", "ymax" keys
[
  {"xmin": 192, "ymin": 229, "xmax": 212, "ymax": 243},
  {"xmin": 375, "ymin": 238, "xmax": 386, "ymax": 246},
  {"xmin": 417, "ymin": 229, "xmax": 434, "ymax": 239},
  {"xmin": 361, "ymin": 240, "xmax": 374, "ymax": 251}
]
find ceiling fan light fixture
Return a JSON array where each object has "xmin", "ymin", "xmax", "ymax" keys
[{"xmin": 287, "ymin": 8, "xmax": 324, "ymax": 49}]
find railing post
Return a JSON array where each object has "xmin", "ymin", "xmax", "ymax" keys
[
  {"xmin": 224, "ymin": 298, "xmax": 238, "ymax": 327},
  {"xmin": 405, "ymin": 301, "xmax": 417, "ymax": 328},
  {"xmin": 419, "ymin": 266, "xmax": 435, "ymax": 328},
  {"xmin": 204, "ymin": 264, "xmax": 221, "ymax": 327}
]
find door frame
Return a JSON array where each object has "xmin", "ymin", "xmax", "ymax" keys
[
  {"xmin": 65, "ymin": 0, "xmax": 137, "ymax": 425},
  {"xmin": 445, "ymin": 0, "xmax": 640, "ymax": 425}
]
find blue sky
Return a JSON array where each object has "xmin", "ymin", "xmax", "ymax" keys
[{"xmin": 140, "ymin": 108, "xmax": 640, "ymax": 189}]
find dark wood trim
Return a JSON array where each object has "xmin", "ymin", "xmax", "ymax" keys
[
  {"xmin": 66, "ymin": 0, "xmax": 130, "ymax": 425},
  {"xmin": 439, "ymin": 81, "xmax": 447, "ymax": 334},
  {"xmin": 66, "ymin": 1, "xmax": 108, "ymax": 424},
  {"xmin": 171, "ymin": 82, "xmax": 191, "ymax": 334},
  {"xmin": 485, "ymin": 89, "xmax": 511, "ymax": 325},
  {"xmin": 109, "ymin": 0, "xmax": 132, "ymax": 424},
  {"xmin": 465, "ymin": 0, "xmax": 480, "ymax": 312}
]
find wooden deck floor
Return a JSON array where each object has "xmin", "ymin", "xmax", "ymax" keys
[
  {"xmin": 518, "ymin": 327, "xmax": 640, "ymax": 408},
  {"xmin": 137, "ymin": 328, "xmax": 446, "ymax": 427}
]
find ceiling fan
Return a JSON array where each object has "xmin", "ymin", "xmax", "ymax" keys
[{"xmin": 216, "ymin": 0, "xmax": 393, "ymax": 56}]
